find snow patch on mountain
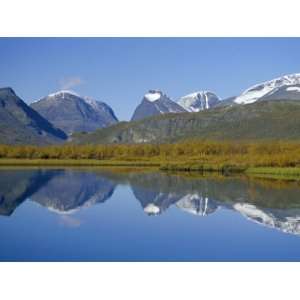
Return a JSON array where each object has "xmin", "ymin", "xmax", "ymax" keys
[
  {"xmin": 144, "ymin": 203, "xmax": 161, "ymax": 215},
  {"xmin": 233, "ymin": 203, "xmax": 300, "ymax": 235},
  {"xmin": 178, "ymin": 91, "xmax": 220, "ymax": 112},
  {"xmin": 48, "ymin": 90, "xmax": 80, "ymax": 98},
  {"xmin": 233, "ymin": 203, "xmax": 275, "ymax": 226},
  {"xmin": 144, "ymin": 91, "xmax": 161, "ymax": 102},
  {"xmin": 286, "ymin": 86, "xmax": 300, "ymax": 92},
  {"xmin": 234, "ymin": 73, "xmax": 300, "ymax": 104},
  {"xmin": 176, "ymin": 194, "xmax": 218, "ymax": 216},
  {"xmin": 83, "ymin": 96, "xmax": 106, "ymax": 110}
]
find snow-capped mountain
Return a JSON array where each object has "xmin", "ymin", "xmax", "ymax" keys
[
  {"xmin": 30, "ymin": 90, "xmax": 118, "ymax": 135},
  {"xmin": 178, "ymin": 91, "xmax": 220, "ymax": 112},
  {"xmin": 131, "ymin": 90, "xmax": 187, "ymax": 121},
  {"xmin": 176, "ymin": 194, "xmax": 218, "ymax": 216},
  {"xmin": 31, "ymin": 171, "xmax": 116, "ymax": 214},
  {"xmin": 233, "ymin": 203, "xmax": 300, "ymax": 235},
  {"xmin": 234, "ymin": 73, "xmax": 300, "ymax": 104},
  {"xmin": 132, "ymin": 186, "xmax": 182, "ymax": 216}
]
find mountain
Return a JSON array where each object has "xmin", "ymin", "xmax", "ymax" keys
[
  {"xmin": 105, "ymin": 171, "xmax": 300, "ymax": 235},
  {"xmin": 133, "ymin": 186, "xmax": 181, "ymax": 215},
  {"xmin": 73, "ymin": 99, "xmax": 300, "ymax": 144},
  {"xmin": 234, "ymin": 73, "xmax": 300, "ymax": 104},
  {"xmin": 30, "ymin": 90, "xmax": 118, "ymax": 135},
  {"xmin": 31, "ymin": 170, "xmax": 116, "ymax": 214},
  {"xmin": 233, "ymin": 203, "xmax": 300, "ymax": 235},
  {"xmin": 131, "ymin": 90, "xmax": 187, "ymax": 121},
  {"xmin": 0, "ymin": 169, "xmax": 116, "ymax": 216},
  {"xmin": 176, "ymin": 194, "xmax": 218, "ymax": 216},
  {"xmin": 178, "ymin": 91, "xmax": 220, "ymax": 112},
  {"xmin": 0, "ymin": 87, "xmax": 67, "ymax": 145},
  {"xmin": 129, "ymin": 172, "xmax": 219, "ymax": 216},
  {"xmin": 258, "ymin": 84, "xmax": 300, "ymax": 101},
  {"xmin": 3, "ymin": 168, "xmax": 300, "ymax": 235},
  {"xmin": 0, "ymin": 169, "xmax": 57, "ymax": 216}
]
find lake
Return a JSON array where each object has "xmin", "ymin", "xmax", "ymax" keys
[{"xmin": 1, "ymin": 167, "xmax": 300, "ymax": 261}]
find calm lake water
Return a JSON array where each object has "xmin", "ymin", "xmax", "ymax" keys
[{"xmin": 1, "ymin": 167, "xmax": 300, "ymax": 261}]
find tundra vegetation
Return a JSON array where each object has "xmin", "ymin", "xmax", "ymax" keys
[{"xmin": 1, "ymin": 140, "xmax": 300, "ymax": 179}]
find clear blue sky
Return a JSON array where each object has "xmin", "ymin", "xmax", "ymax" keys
[{"xmin": 1, "ymin": 38, "xmax": 300, "ymax": 120}]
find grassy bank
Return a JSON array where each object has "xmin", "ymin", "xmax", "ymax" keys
[
  {"xmin": 0, "ymin": 158, "xmax": 159, "ymax": 167},
  {"xmin": 1, "ymin": 140, "xmax": 300, "ymax": 179},
  {"xmin": 159, "ymin": 162, "xmax": 246, "ymax": 173},
  {"xmin": 1, "ymin": 158, "xmax": 300, "ymax": 181},
  {"xmin": 245, "ymin": 167, "xmax": 300, "ymax": 180}
]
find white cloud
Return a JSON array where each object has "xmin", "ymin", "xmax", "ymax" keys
[{"xmin": 59, "ymin": 76, "xmax": 84, "ymax": 90}]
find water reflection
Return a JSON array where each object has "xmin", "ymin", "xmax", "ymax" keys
[
  {"xmin": 0, "ymin": 169, "xmax": 57, "ymax": 216},
  {"xmin": 1, "ymin": 168, "xmax": 300, "ymax": 235},
  {"xmin": 31, "ymin": 171, "xmax": 115, "ymax": 214}
]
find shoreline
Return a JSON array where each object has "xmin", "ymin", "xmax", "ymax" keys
[
  {"xmin": 0, "ymin": 158, "xmax": 159, "ymax": 167},
  {"xmin": 1, "ymin": 159, "xmax": 300, "ymax": 180}
]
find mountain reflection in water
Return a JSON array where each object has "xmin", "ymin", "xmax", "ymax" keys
[{"xmin": 1, "ymin": 168, "xmax": 300, "ymax": 236}]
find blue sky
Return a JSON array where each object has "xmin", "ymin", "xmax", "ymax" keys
[{"xmin": 1, "ymin": 38, "xmax": 300, "ymax": 120}]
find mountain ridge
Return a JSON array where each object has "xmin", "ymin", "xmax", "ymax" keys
[{"xmin": 3, "ymin": 72, "xmax": 300, "ymax": 145}]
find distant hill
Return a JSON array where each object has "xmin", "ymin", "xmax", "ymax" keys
[
  {"xmin": 30, "ymin": 90, "xmax": 118, "ymax": 135},
  {"xmin": 73, "ymin": 100, "xmax": 300, "ymax": 144},
  {"xmin": 0, "ymin": 87, "xmax": 67, "ymax": 145}
]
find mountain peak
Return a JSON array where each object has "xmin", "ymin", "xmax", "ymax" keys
[
  {"xmin": 178, "ymin": 90, "xmax": 220, "ymax": 112},
  {"xmin": 31, "ymin": 90, "xmax": 118, "ymax": 135},
  {"xmin": 48, "ymin": 90, "xmax": 80, "ymax": 98},
  {"xmin": 0, "ymin": 87, "xmax": 17, "ymax": 97},
  {"xmin": 144, "ymin": 90, "xmax": 163, "ymax": 102},
  {"xmin": 131, "ymin": 90, "xmax": 186, "ymax": 121}
]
